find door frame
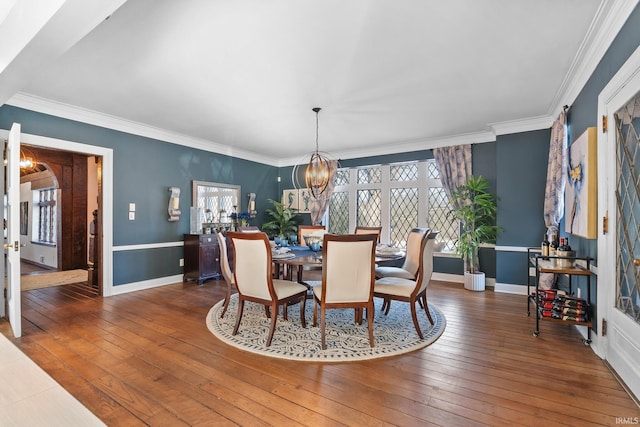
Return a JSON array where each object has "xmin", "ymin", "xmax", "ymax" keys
[
  {"xmin": 0, "ymin": 129, "xmax": 114, "ymax": 296},
  {"xmin": 597, "ymin": 43, "xmax": 640, "ymax": 398}
]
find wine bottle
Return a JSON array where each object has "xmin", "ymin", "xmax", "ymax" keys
[
  {"xmin": 541, "ymin": 234, "xmax": 549, "ymax": 257},
  {"xmin": 564, "ymin": 236, "xmax": 572, "ymax": 251},
  {"xmin": 558, "ymin": 237, "xmax": 566, "ymax": 252},
  {"xmin": 549, "ymin": 238, "xmax": 557, "ymax": 257}
]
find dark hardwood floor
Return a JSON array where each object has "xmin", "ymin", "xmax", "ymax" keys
[{"xmin": 1, "ymin": 279, "xmax": 638, "ymax": 426}]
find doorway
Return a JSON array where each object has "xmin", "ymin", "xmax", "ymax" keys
[
  {"xmin": 2, "ymin": 129, "xmax": 114, "ymax": 301},
  {"xmin": 18, "ymin": 146, "xmax": 101, "ymax": 293},
  {"xmin": 598, "ymin": 44, "xmax": 640, "ymax": 401}
]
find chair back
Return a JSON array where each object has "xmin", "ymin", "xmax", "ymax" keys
[
  {"xmin": 298, "ymin": 225, "xmax": 326, "ymax": 246},
  {"xmin": 401, "ymin": 228, "xmax": 430, "ymax": 277},
  {"xmin": 321, "ymin": 233, "xmax": 377, "ymax": 303},
  {"xmin": 228, "ymin": 232, "xmax": 273, "ymax": 300},
  {"xmin": 354, "ymin": 226, "xmax": 382, "ymax": 243},
  {"xmin": 216, "ymin": 232, "xmax": 234, "ymax": 285},
  {"xmin": 415, "ymin": 232, "xmax": 438, "ymax": 294}
]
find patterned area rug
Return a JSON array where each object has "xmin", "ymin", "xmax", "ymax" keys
[{"xmin": 206, "ymin": 291, "xmax": 446, "ymax": 362}]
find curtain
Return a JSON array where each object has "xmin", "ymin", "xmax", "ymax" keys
[
  {"xmin": 433, "ymin": 144, "xmax": 472, "ymax": 200},
  {"xmin": 309, "ymin": 160, "xmax": 339, "ymax": 225},
  {"xmin": 433, "ymin": 144, "xmax": 472, "ymax": 271},
  {"xmin": 543, "ymin": 111, "xmax": 567, "ymax": 233},
  {"xmin": 540, "ymin": 111, "xmax": 567, "ymax": 290}
]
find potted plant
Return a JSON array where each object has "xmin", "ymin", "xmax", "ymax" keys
[
  {"xmin": 449, "ymin": 175, "xmax": 501, "ymax": 291},
  {"xmin": 261, "ymin": 199, "xmax": 300, "ymax": 240}
]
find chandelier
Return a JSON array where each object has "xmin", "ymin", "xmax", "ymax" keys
[
  {"xmin": 19, "ymin": 147, "xmax": 37, "ymax": 171},
  {"xmin": 292, "ymin": 107, "xmax": 336, "ymax": 199}
]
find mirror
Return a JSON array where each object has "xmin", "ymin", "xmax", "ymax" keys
[{"xmin": 191, "ymin": 180, "xmax": 240, "ymax": 233}]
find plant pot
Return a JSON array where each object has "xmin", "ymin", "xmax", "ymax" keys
[{"xmin": 464, "ymin": 271, "xmax": 485, "ymax": 291}]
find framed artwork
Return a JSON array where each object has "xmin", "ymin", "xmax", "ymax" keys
[
  {"xmin": 565, "ymin": 127, "xmax": 597, "ymax": 239},
  {"xmin": 282, "ymin": 189, "xmax": 299, "ymax": 210},
  {"xmin": 20, "ymin": 201, "xmax": 28, "ymax": 235},
  {"xmin": 298, "ymin": 189, "xmax": 312, "ymax": 213}
]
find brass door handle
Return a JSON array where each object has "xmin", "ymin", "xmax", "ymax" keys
[
  {"xmin": 3, "ymin": 241, "xmax": 18, "ymax": 251},
  {"xmin": 634, "ymin": 258, "xmax": 640, "ymax": 267}
]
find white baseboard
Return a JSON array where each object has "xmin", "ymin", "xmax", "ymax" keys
[
  {"xmin": 494, "ymin": 282, "xmax": 530, "ymax": 295},
  {"xmin": 110, "ymin": 274, "xmax": 185, "ymax": 295},
  {"xmin": 432, "ymin": 272, "xmax": 463, "ymax": 283}
]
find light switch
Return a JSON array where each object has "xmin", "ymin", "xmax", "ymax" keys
[
  {"xmin": 129, "ymin": 203, "xmax": 136, "ymax": 212},
  {"xmin": 129, "ymin": 211, "xmax": 135, "ymax": 220}
]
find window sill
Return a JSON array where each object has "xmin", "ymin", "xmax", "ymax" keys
[{"xmin": 30, "ymin": 241, "xmax": 56, "ymax": 247}]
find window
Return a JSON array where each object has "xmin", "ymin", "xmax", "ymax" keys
[
  {"xmin": 34, "ymin": 188, "xmax": 57, "ymax": 244},
  {"xmin": 327, "ymin": 160, "xmax": 458, "ymax": 250}
]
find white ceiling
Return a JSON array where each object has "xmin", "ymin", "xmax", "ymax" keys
[{"xmin": 0, "ymin": 0, "xmax": 635, "ymax": 166}]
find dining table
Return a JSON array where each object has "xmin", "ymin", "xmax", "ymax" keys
[
  {"xmin": 271, "ymin": 243, "xmax": 405, "ymax": 323},
  {"xmin": 272, "ymin": 244, "xmax": 405, "ymax": 285}
]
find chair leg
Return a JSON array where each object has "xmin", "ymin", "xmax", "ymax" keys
[
  {"xmin": 220, "ymin": 282, "xmax": 232, "ymax": 318},
  {"xmin": 299, "ymin": 295, "xmax": 307, "ymax": 328},
  {"xmin": 232, "ymin": 299, "xmax": 245, "ymax": 336},
  {"xmin": 313, "ymin": 298, "xmax": 318, "ymax": 327},
  {"xmin": 422, "ymin": 294, "xmax": 434, "ymax": 325},
  {"xmin": 264, "ymin": 305, "xmax": 271, "ymax": 318},
  {"xmin": 384, "ymin": 298, "xmax": 391, "ymax": 315},
  {"xmin": 283, "ymin": 303, "xmax": 288, "ymax": 321},
  {"xmin": 321, "ymin": 307, "xmax": 327, "ymax": 350},
  {"xmin": 410, "ymin": 299, "xmax": 424, "ymax": 339},
  {"xmin": 367, "ymin": 303, "xmax": 375, "ymax": 348},
  {"xmin": 380, "ymin": 298, "xmax": 387, "ymax": 313},
  {"xmin": 265, "ymin": 303, "xmax": 278, "ymax": 347}
]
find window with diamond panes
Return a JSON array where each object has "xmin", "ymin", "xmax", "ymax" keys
[
  {"xmin": 334, "ymin": 169, "xmax": 350, "ymax": 186},
  {"xmin": 390, "ymin": 163, "xmax": 418, "ymax": 181},
  {"xmin": 328, "ymin": 160, "xmax": 457, "ymax": 250},
  {"xmin": 390, "ymin": 188, "xmax": 418, "ymax": 248},
  {"xmin": 427, "ymin": 160, "xmax": 440, "ymax": 179},
  {"xmin": 357, "ymin": 166, "xmax": 381, "ymax": 184},
  {"xmin": 357, "ymin": 189, "xmax": 381, "ymax": 228},
  {"xmin": 328, "ymin": 191, "xmax": 350, "ymax": 234},
  {"xmin": 429, "ymin": 187, "xmax": 457, "ymax": 251}
]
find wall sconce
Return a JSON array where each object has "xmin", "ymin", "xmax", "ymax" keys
[
  {"xmin": 168, "ymin": 187, "xmax": 181, "ymax": 221},
  {"xmin": 248, "ymin": 192, "xmax": 257, "ymax": 218}
]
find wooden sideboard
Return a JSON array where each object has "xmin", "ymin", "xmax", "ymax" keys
[{"xmin": 183, "ymin": 233, "xmax": 222, "ymax": 284}]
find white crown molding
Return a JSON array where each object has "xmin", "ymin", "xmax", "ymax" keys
[
  {"xmin": 490, "ymin": 115, "xmax": 556, "ymax": 136},
  {"xmin": 278, "ymin": 130, "xmax": 497, "ymax": 167},
  {"xmin": 9, "ymin": 0, "xmax": 637, "ymax": 169},
  {"xmin": 547, "ymin": 0, "xmax": 640, "ymax": 117},
  {"xmin": 7, "ymin": 92, "xmax": 281, "ymax": 166}
]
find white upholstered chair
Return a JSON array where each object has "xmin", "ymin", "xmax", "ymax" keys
[
  {"xmin": 374, "ymin": 232, "xmax": 437, "ymax": 339},
  {"xmin": 374, "ymin": 227, "xmax": 429, "ymax": 279},
  {"xmin": 298, "ymin": 225, "xmax": 326, "ymax": 246},
  {"xmin": 312, "ymin": 233, "xmax": 377, "ymax": 349},
  {"xmin": 228, "ymin": 231, "xmax": 308, "ymax": 347},
  {"xmin": 354, "ymin": 226, "xmax": 382, "ymax": 243},
  {"xmin": 216, "ymin": 231, "xmax": 235, "ymax": 318}
]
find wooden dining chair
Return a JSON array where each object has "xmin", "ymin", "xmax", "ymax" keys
[
  {"xmin": 228, "ymin": 232, "xmax": 308, "ymax": 346},
  {"xmin": 354, "ymin": 226, "xmax": 382, "ymax": 243},
  {"xmin": 374, "ymin": 231, "xmax": 437, "ymax": 339},
  {"xmin": 375, "ymin": 227, "xmax": 429, "ymax": 280},
  {"xmin": 312, "ymin": 233, "xmax": 378, "ymax": 349}
]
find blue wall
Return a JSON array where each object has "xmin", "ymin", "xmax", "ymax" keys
[
  {"xmin": 3, "ymin": 2, "xmax": 640, "ymax": 289},
  {"xmin": 0, "ymin": 106, "xmax": 281, "ymax": 285}
]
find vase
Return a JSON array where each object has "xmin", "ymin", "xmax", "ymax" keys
[{"xmin": 464, "ymin": 271, "xmax": 485, "ymax": 291}]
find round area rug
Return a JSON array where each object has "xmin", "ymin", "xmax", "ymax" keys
[{"xmin": 206, "ymin": 290, "xmax": 446, "ymax": 362}]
